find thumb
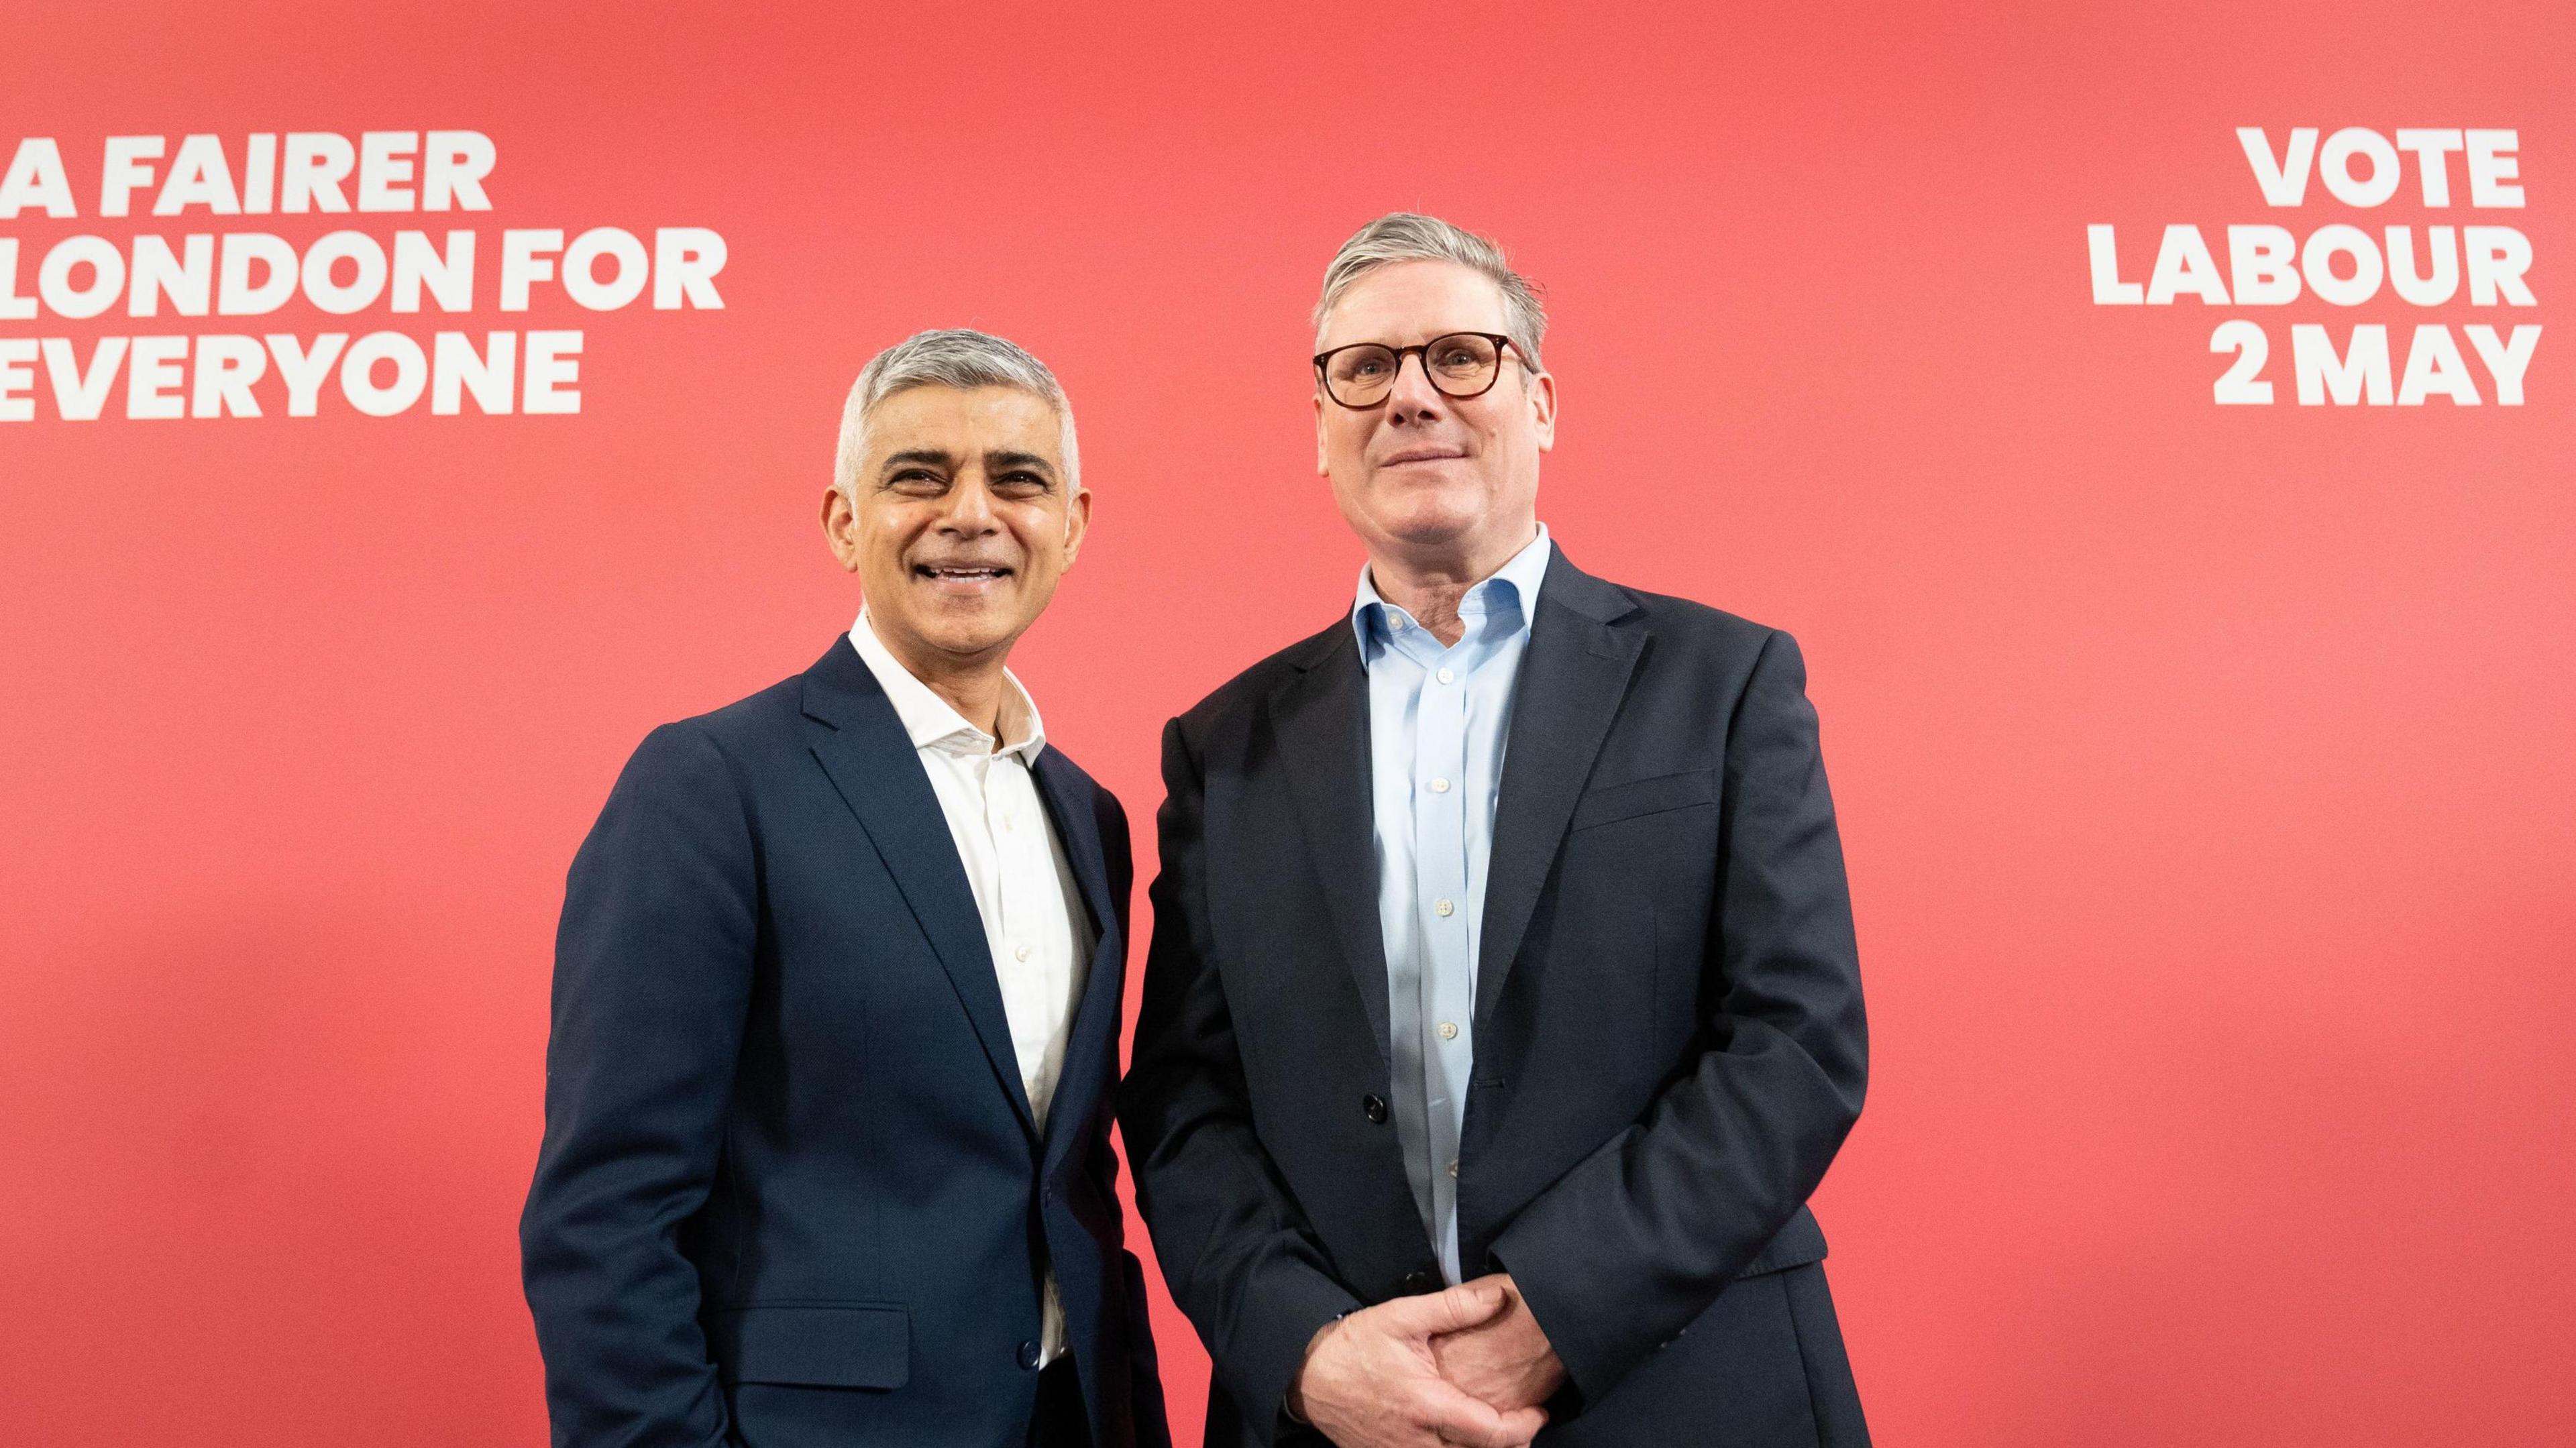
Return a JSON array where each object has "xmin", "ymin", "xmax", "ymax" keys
[
  {"xmin": 1383, "ymin": 1278, "xmax": 1510, "ymax": 1337},
  {"xmin": 1419, "ymin": 1378, "xmax": 1546, "ymax": 1448},
  {"xmin": 1494, "ymin": 1404, "xmax": 1551, "ymax": 1445}
]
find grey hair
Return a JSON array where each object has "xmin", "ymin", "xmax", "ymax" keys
[
  {"xmin": 833, "ymin": 328, "xmax": 1080, "ymax": 498},
  {"xmin": 1312, "ymin": 212, "xmax": 1548, "ymax": 372}
]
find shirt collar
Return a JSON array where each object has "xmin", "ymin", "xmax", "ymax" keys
[
  {"xmin": 848, "ymin": 608, "xmax": 1048, "ymax": 765},
  {"xmin": 1350, "ymin": 522, "xmax": 1554, "ymax": 658}
]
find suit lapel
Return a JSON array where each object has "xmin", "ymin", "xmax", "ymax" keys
[
  {"xmin": 1031, "ymin": 750, "xmax": 1123, "ymax": 1175},
  {"xmin": 799, "ymin": 638, "xmax": 1038, "ymax": 1141},
  {"xmin": 1475, "ymin": 553, "xmax": 1645, "ymax": 1029},
  {"xmin": 1270, "ymin": 626, "xmax": 1394, "ymax": 1070}
]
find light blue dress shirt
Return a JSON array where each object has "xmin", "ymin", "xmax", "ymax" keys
[{"xmin": 1351, "ymin": 522, "xmax": 1553, "ymax": 1283}]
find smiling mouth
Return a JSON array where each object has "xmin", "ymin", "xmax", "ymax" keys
[{"xmin": 914, "ymin": 563, "xmax": 1014, "ymax": 589}]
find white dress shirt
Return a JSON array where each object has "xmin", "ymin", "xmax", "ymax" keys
[
  {"xmin": 1352, "ymin": 523, "xmax": 1552, "ymax": 1283},
  {"xmin": 849, "ymin": 608, "xmax": 1091, "ymax": 1365}
]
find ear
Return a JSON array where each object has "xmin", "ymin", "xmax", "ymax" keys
[
  {"xmin": 820, "ymin": 483, "xmax": 863, "ymax": 571},
  {"xmin": 1059, "ymin": 485, "xmax": 1093, "ymax": 569},
  {"xmin": 1314, "ymin": 390, "xmax": 1331, "ymax": 476},
  {"xmin": 1527, "ymin": 368, "xmax": 1558, "ymax": 453}
]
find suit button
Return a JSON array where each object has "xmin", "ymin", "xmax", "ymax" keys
[
  {"xmin": 1017, "ymin": 1339, "xmax": 1041, "ymax": 1370},
  {"xmin": 1362, "ymin": 1093, "xmax": 1388, "ymax": 1125},
  {"xmin": 1401, "ymin": 1270, "xmax": 1439, "ymax": 1294}
]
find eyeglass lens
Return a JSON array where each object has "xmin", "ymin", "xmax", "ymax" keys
[{"xmin": 1323, "ymin": 334, "xmax": 1502, "ymax": 405}]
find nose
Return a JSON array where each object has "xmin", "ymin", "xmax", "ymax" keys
[
  {"xmin": 935, "ymin": 474, "xmax": 1002, "ymax": 535},
  {"xmin": 1383, "ymin": 349, "xmax": 1448, "ymax": 424}
]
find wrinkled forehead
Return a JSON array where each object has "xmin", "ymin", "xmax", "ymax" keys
[
  {"xmin": 1316, "ymin": 260, "xmax": 1512, "ymax": 352},
  {"xmin": 863, "ymin": 383, "xmax": 1065, "ymax": 459}
]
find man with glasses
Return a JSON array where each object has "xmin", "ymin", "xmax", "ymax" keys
[{"xmin": 1122, "ymin": 215, "xmax": 1870, "ymax": 1447}]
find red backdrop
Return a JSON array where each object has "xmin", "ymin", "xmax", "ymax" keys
[{"xmin": 3, "ymin": 3, "xmax": 2569, "ymax": 1443}]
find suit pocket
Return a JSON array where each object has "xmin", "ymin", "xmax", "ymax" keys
[
  {"xmin": 1732, "ymin": 1205, "xmax": 1829, "ymax": 1280},
  {"xmin": 712, "ymin": 1303, "xmax": 910, "ymax": 1389},
  {"xmin": 1568, "ymin": 768, "xmax": 1716, "ymax": 832}
]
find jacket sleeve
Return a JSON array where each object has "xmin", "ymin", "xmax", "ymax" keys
[
  {"xmin": 1489, "ymin": 629, "xmax": 1868, "ymax": 1407},
  {"xmin": 520, "ymin": 722, "xmax": 756, "ymax": 1448},
  {"xmin": 1120, "ymin": 1247, "xmax": 1176, "ymax": 1448},
  {"xmin": 1118, "ymin": 716, "xmax": 1361, "ymax": 1447},
  {"xmin": 1095, "ymin": 787, "xmax": 1176, "ymax": 1448}
]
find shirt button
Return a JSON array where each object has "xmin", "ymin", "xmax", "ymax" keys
[
  {"xmin": 1434, "ymin": 898, "xmax": 1454, "ymax": 917},
  {"xmin": 1436, "ymin": 667, "xmax": 1455, "ymax": 684},
  {"xmin": 1447, "ymin": 1160, "xmax": 1459, "ymax": 1179},
  {"xmin": 1014, "ymin": 944, "xmax": 1031, "ymax": 962},
  {"xmin": 1430, "ymin": 777, "xmax": 1451, "ymax": 793},
  {"xmin": 1439, "ymin": 1021, "xmax": 1458, "ymax": 1040}
]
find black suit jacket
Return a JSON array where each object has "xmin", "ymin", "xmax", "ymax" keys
[
  {"xmin": 1120, "ymin": 550, "xmax": 1868, "ymax": 1445},
  {"xmin": 522, "ymin": 636, "xmax": 1171, "ymax": 1448}
]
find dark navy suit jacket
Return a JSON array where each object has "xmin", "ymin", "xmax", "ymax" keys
[
  {"xmin": 1121, "ymin": 550, "xmax": 1870, "ymax": 1446},
  {"xmin": 522, "ymin": 636, "xmax": 1169, "ymax": 1448}
]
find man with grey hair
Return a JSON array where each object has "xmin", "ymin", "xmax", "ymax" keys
[
  {"xmin": 525, "ymin": 328, "xmax": 1170, "ymax": 1448},
  {"xmin": 1124, "ymin": 215, "xmax": 1870, "ymax": 1447}
]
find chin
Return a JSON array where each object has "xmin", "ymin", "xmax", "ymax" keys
[
  {"xmin": 1372, "ymin": 471, "xmax": 1487, "ymax": 520},
  {"xmin": 921, "ymin": 616, "xmax": 1016, "ymax": 658},
  {"xmin": 1374, "ymin": 500, "xmax": 1485, "ymax": 549}
]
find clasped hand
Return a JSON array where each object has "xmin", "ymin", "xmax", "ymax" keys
[{"xmin": 1287, "ymin": 1274, "xmax": 1565, "ymax": 1448}]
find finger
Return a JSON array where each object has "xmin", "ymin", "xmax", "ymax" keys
[
  {"xmin": 1415, "ymin": 1377, "xmax": 1522, "ymax": 1448},
  {"xmin": 1445, "ymin": 1410, "xmax": 1547, "ymax": 1448},
  {"xmin": 1388, "ymin": 1278, "xmax": 1510, "ymax": 1337}
]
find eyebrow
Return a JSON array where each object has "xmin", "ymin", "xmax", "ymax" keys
[
  {"xmin": 983, "ymin": 451, "xmax": 1057, "ymax": 478},
  {"xmin": 879, "ymin": 449, "xmax": 957, "ymax": 474},
  {"xmin": 878, "ymin": 449, "xmax": 1057, "ymax": 479}
]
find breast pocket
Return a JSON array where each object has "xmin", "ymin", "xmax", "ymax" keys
[
  {"xmin": 1568, "ymin": 768, "xmax": 1716, "ymax": 832},
  {"xmin": 1562, "ymin": 769, "xmax": 1721, "ymax": 1052}
]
